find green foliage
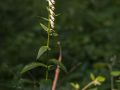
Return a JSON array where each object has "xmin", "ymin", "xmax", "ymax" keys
[
  {"xmin": 20, "ymin": 0, "xmax": 65, "ymax": 90},
  {"xmin": 70, "ymin": 82, "xmax": 80, "ymax": 90},
  {"xmin": 90, "ymin": 74, "xmax": 105, "ymax": 85},
  {"xmin": 96, "ymin": 76, "xmax": 105, "ymax": 83},
  {"xmin": 90, "ymin": 73, "xmax": 95, "ymax": 81},
  {"xmin": 40, "ymin": 23, "xmax": 49, "ymax": 32},
  {"xmin": 111, "ymin": 71, "xmax": 120, "ymax": 76},
  {"xmin": 41, "ymin": 17, "xmax": 49, "ymax": 22},
  {"xmin": 37, "ymin": 46, "xmax": 49, "ymax": 59},
  {"xmin": 21, "ymin": 62, "xmax": 47, "ymax": 74},
  {"xmin": 49, "ymin": 59, "xmax": 67, "ymax": 72},
  {"xmin": 0, "ymin": 0, "xmax": 120, "ymax": 90},
  {"xmin": 82, "ymin": 75, "xmax": 105, "ymax": 90}
]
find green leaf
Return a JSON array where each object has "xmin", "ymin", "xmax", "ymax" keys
[
  {"xmin": 41, "ymin": 17, "xmax": 49, "ymax": 21},
  {"xmin": 21, "ymin": 62, "xmax": 47, "ymax": 74},
  {"xmin": 111, "ymin": 71, "xmax": 120, "ymax": 76},
  {"xmin": 46, "ymin": 7, "xmax": 49, "ymax": 11},
  {"xmin": 55, "ymin": 13, "xmax": 61, "ymax": 17},
  {"xmin": 52, "ymin": 33, "xmax": 58, "ymax": 37},
  {"xmin": 37, "ymin": 46, "xmax": 48, "ymax": 59},
  {"xmin": 90, "ymin": 73, "xmax": 95, "ymax": 81},
  {"xmin": 70, "ymin": 82, "xmax": 80, "ymax": 89},
  {"xmin": 96, "ymin": 76, "xmax": 105, "ymax": 82},
  {"xmin": 49, "ymin": 59, "xmax": 67, "ymax": 72},
  {"xmin": 48, "ymin": 65, "xmax": 54, "ymax": 69},
  {"xmin": 40, "ymin": 23, "xmax": 48, "ymax": 32}
]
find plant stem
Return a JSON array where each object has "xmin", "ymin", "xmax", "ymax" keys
[
  {"xmin": 46, "ymin": 6, "xmax": 51, "ymax": 81},
  {"xmin": 46, "ymin": 69, "xmax": 49, "ymax": 80},
  {"xmin": 52, "ymin": 41, "xmax": 62, "ymax": 90},
  {"xmin": 47, "ymin": 6, "xmax": 51, "ymax": 47},
  {"xmin": 47, "ymin": 23, "xmax": 50, "ymax": 47},
  {"xmin": 82, "ymin": 81, "xmax": 94, "ymax": 90},
  {"xmin": 108, "ymin": 64, "xmax": 114, "ymax": 90}
]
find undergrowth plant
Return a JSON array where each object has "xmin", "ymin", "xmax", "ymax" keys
[
  {"xmin": 20, "ymin": 0, "xmax": 106, "ymax": 90},
  {"xmin": 70, "ymin": 73, "xmax": 105, "ymax": 90}
]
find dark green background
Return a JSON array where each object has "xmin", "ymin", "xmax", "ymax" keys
[{"xmin": 0, "ymin": 0, "xmax": 120, "ymax": 90}]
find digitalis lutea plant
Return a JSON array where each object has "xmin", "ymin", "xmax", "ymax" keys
[{"xmin": 21, "ymin": 0, "xmax": 66, "ymax": 90}]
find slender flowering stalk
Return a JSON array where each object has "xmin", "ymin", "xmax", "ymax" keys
[
  {"xmin": 46, "ymin": 0, "xmax": 55, "ymax": 47},
  {"xmin": 47, "ymin": 0, "xmax": 55, "ymax": 31},
  {"xmin": 21, "ymin": 0, "xmax": 65, "ymax": 89},
  {"xmin": 47, "ymin": 1, "xmax": 62, "ymax": 90}
]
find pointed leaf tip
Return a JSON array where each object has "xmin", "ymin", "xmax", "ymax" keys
[
  {"xmin": 37, "ymin": 46, "xmax": 48, "ymax": 59},
  {"xmin": 40, "ymin": 23, "xmax": 48, "ymax": 32},
  {"xmin": 90, "ymin": 73, "xmax": 95, "ymax": 81}
]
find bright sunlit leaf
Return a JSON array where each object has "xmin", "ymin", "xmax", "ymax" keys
[
  {"xmin": 96, "ymin": 76, "xmax": 106, "ymax": 82},
  {"xmin": 90, "ymin": 73, "xmax": 95, "ymax": 81},
  {"xmin": 111, "ymin": 71, "xmax": 120, "ymax": 76}
]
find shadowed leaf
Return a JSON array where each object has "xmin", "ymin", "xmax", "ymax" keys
[
  {"xmin": 49, "ymin": 59, "xmax": 67, "ymax": 72},
  {"xmin": 41, "ymin": 17, "xmax": 49, "ymax": 21},
  {"xmin": 21, "ymin": 62, "xmax": 47, "ymax": 74}
]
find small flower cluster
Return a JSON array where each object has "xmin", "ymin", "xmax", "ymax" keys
[{"xmin": 47, "ymin": 0, "xmax": 55, "ymax": 31}]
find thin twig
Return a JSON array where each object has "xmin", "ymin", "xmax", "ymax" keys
[
  {"xmin": 52, "ymin": 41, "xmax": 62, "ymax": 90},
  {"xmin": 82, "ymin": 81, "xmax": 94, "ymax": 90},
  {"xmin": 108, "ymin": 64, "xmax": 114, "ymax": 90},
  {"xmin": 69, "ymin": 62, "xmax": 81, "ymax": 73},
  {"xmin": 109, "ymin": 56, "xmax": 116, "ymax": 90}
]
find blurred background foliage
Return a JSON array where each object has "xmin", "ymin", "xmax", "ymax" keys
[{"xmin": 0, "ymin": 0, "xmax": 120, "ymax": 90}]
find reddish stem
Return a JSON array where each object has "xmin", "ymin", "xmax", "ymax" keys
[{"xmin": 52, "ymin": 42, "xmax": 62, "ymax": 90}]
